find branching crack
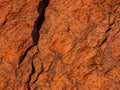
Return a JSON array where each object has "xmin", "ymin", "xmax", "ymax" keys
[
  {"xmin": 27, "ymin": 49, "xmax": 38, "ymax": 84},
  {"xmin": 17, "ymin": 0, "xmax": 50, "ymax": 89},
  {"xmin": 18, "ymin": 0, "xmax": 50, "ymax": 64},
  {"xmin": 31, "ymin": 65, "xmax": 44, "ymax": 84}
]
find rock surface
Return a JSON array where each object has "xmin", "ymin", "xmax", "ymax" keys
[{"xmin": 0, "ymin": 0, "xmax": 120, "ymax": 90}]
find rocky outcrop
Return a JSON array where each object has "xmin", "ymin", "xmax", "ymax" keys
[{"xmin": 0, "ymin": 0, "xmax": 120, "ymax": 90}]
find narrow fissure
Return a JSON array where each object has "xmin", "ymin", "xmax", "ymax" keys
[
  {"xmin": 27, "ymin": 59, "xmax": 35, "ymax": 84},
  {"xmin": 99, "ymin": 37, "xmax": 108, "ymax": 46},
  {"xmin": 27, "ymin": 47, "xmax": 39, "ymax": 85},
  {"xmin": 19, "ymin": 0, "xmax": 50, "ymax": 65},
  {"xmin": 18, "ymin": 0, "xmax": 50, "ymax": 89}
]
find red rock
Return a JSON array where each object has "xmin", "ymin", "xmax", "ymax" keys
[{"xmin": 0, "ymin": 0, "xmax": 120, "ymax": 89}]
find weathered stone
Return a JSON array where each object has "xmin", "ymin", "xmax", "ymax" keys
[{"xmin": 0, "ymin": 0, "xmax": 120, "ymax": 89}]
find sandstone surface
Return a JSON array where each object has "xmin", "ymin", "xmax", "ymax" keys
[{"xmin": 0, "ymin": 0, "xmax": 120, "ymax": 90}]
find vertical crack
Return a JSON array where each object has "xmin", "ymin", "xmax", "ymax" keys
[
  {"xmin": 18, "ymin": 0, "xmax": 50, "ymax": 64},
  {"xmin": 17, "ymin": 0, "xmax": 50, "ymax": 89},
  {"xmin": 31, "ymin": 0, "xmax": 50, "ymax": 45}
]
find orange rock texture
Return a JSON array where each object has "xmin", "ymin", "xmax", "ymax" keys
[{"xmin": 0, "ymin": 0, "xmax": 120, "ymax": 90}]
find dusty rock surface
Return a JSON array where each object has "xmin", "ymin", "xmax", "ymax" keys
[{"xmin": 0, "ymin": 0, "xmax": 120, "ymax": 90}]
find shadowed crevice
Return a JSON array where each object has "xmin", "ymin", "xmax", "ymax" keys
[{"xmin": 18, "ymin": 0, "xmax": 50, "ymax": 65}]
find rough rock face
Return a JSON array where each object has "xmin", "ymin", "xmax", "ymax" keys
[{"xmin": 0, "ymin": 0, "xmax": 120, "ymax": 90}]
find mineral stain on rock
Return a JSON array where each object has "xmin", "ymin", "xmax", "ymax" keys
[{"xmin": 0, "ymin": 0, "xmax": 120, "ymax": 90}]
